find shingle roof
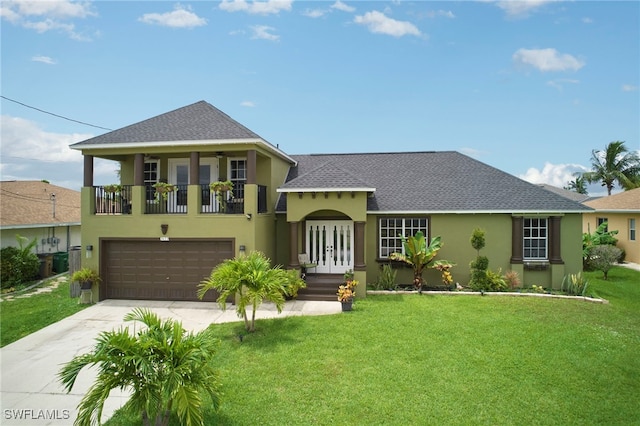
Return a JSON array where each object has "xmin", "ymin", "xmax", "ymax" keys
[
  {"xmin": 70, "ymin": 101, "xmax": 264, "ymax": 147},
  {"xmin": 1, "ymin": 181, "xmax": 81, "ymax": 227},
  {"xmin": 537, "ymin": 184, "xmax": 593, "ymax": 203},
  {"xmin": 276, "ymin": 151, "xmax": 594, "ymax": 213},
  {"xmin": 583, "ymin": 187, "xmax": 640, "ymax": 211}
]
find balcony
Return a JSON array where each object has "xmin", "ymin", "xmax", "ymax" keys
[{"xmin": 92, "ymin": 184, "xmax": 268, "ymax": 215}]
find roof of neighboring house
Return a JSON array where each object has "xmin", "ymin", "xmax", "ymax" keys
[
  {"xmin": 69, "ymin": 101, "xmax": 295, "ymax": 164},
  {"xmin": 277, "ymin": 151, "xmax": 594, "ymax": 213},
  {"xmin": 0, "ymin": 181, "xmax": 81, "ymax": 228},
  {"xmin": 537, "ymin": 184, "xmax": 593, "ymax": 203},
  {"xmin": 583, "ymin": 187, "xmax": 640, "ymax": 212}
]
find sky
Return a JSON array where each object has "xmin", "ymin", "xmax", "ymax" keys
[{"xmin": 1, "ymin": 0, "xmax": 638, "ymax": 195}]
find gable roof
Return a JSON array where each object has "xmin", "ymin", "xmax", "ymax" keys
[
  {"xmin": 537, "ymin": 184, "xmax": 593, "ymax": 203},
  {"xmin": 69, "ymin": 101, "xmax": 296, "ymax": 164},
  {"xmin": 0, "ymin": 181, "xmax": 81, "ymax": 228},
  {"xmin": 276, "ymin": 151, "xmax": 594, "ymax": 214},
  {"xmin": 583, "ymin": 187, "xmax": 640, "ymax": 212}
]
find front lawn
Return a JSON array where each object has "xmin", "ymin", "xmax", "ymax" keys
[
  {"xmin": 0, "ymin": 275, "xmax": 90, "ymax": 347},
  {"xmin": 103, "ymin": 266, "xmax": 638, "ymax": 424}
]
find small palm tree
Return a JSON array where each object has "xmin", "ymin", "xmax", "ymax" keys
[
  {"xmin": 390, "ymin": 231, "xmax": 443, "ymax": 291},
  {"xmin": 583, "ymin": 141, "xmax": 640, "ymax": 195},
  {"xmin": 564, "ymin": 174, "xmax": 588, "ymax": 194},
  {"xmin": 198, "ymin": 251, "xmax": 305, "ymax": 332},
  {"xmin": 58, "ymin": 308, "xmax": 221, "ymax": 426}
]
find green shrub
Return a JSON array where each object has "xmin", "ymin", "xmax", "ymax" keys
[
  {"xmin": 470, "ymin": 256, "xmax": 489, "ymax": 271},
  {"xmin": 590, "ymin": 245, "xmax": 623, "ymax": 280},
  {"xmin": 0, "ymin": 243, "xmax": 39, "ymax": 290},
  {"xmin": 373, "ymin": 264, "xmax": 397, "ymax": 290},
  {"xmin": 561, "ymin": 272, "xmax": 589, "ymax": 296}
]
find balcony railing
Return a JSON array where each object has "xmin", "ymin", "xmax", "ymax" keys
[
  {"xmin": 201, "ymin": 184, "xmax": 244, "ymax": 214},
  {"xmin": 93, "ymin": 184, "xmax": 266, "ymax": 215},
  {"xmin": 145, "ymin": 184, "xmax": 188, "ymax": 214},
  {"xmin": 94, "ymin": 185, "xmax": 132, "ymax": 215}
]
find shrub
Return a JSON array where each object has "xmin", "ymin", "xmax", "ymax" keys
[
  {"xmin": 0, "ymin": 237, "xmax": 40, "ymax": 290},
  {"xmin": 470, "ymin": 268, "xmax": 508, "ymax": 292},
  {"xmin": 561, "ymin": 272, "xmax": 589, "ymax": 296},
  {"xmin": 504, "ymin": 270, "xmax": 521, "ymax": 290},
  {"xmin": 589, "ymin": 244, "xmax": 623, "ymax": 280},
  {"xmin": 373, "ymin": 264, "xmax": 397, "ymax": 290}
]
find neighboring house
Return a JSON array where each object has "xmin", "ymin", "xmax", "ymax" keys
[
  {"xmin": 537, "ymin": 184, "xmax": 592, "ymax": 203},
  {"xmin": 0, "ymin": 180, "xmax": 81, "ymax": 261},
  {"xmin": 69, "ymin": 101, "xmax": 592, "ymax": 302},
  {"xmin": 582, "ymin": 188, "xmax": 640, "ymax": 264}
]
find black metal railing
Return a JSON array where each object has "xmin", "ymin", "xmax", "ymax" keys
[
  {"xmin": 200, "ymin": 184, "xmax": 244, "ymax": 214},
  {"xmin": 94, "ymin": 185, "xmax": 133, "ymax": 214},
  {"xmin": 145, "ymin": 184, "xmax": 188, "ymax": 214}
]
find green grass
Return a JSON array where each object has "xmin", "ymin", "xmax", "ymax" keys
[
  {"xmin": 104, "ymin": 266, "xmax": 640, "ymax": 425},
  {"xmin": 0, "ymin": 275, "xmax": 90, "ymax": 347}
]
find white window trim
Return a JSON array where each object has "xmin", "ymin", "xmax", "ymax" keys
[
  {"xmin": 378, "ymin": 217, "xmax": 429, "ymax": 259},
  {"xmin": 523, "ymin": 217, "xmax": 548, "ymax": 261}
]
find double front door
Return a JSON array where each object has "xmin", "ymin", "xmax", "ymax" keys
[{"xmin": 305, "ymin": 221, "xmax": 354, "ymax": 274}]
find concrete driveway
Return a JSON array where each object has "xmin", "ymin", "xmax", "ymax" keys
[{"xmin": 1, "ymin": 299, "xmax": 342, "ymax": 425}]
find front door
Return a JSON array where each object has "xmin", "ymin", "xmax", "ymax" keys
[
  {"xmin": 168, "ymin": 158, "xmax": 218, "ymax": 213},
  {"xmin": 306, "ymin": 221, "xmax": 354, "ymax": 274}
]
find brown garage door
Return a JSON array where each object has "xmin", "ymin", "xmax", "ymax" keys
[{"xmin": 101, "ymin": 239, "xmax": 234, "ymax": 301}]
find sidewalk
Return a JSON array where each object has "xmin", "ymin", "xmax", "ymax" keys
[{"xmin": 0, "ymin": 299, "xmax": 342, "ymax": 425}]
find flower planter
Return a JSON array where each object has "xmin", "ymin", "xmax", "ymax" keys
[{"xmin": 341, "ymin": 301, "xmax": 353, "ymax": 312}]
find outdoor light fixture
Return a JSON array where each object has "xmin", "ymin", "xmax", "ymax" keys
[
  {"xmin": 161, "ymin": 224, "xmax": 169, "ymax": 235},
  {"xmin": 86, "ymin": 245, "xmax": 93, "ymax": 259},
  {"xmin": 245, "ymin": 213, "xmax": 252, "ymax": 220},
  {"xmin": 239, "ymin": 245, "xmax": 246, "ymax": 254}
]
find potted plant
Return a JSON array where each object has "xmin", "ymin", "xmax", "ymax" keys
[
  {"xmin": 337, "ymin": 279, "xmax": 358, "ymax": 311},
  {"xmin": 209, "ymin": 180, "xmax": 234, "ymax": 211},
  {"xmin": 153, "ymin": 182, "xmax": 177, "ymax": 201},
  {"xmin": 103, "ymin": 184, "xmax": 122, "ymax": 194},
  {"xmin": 71, "ymin": 267, "xmax": 101, "ymax": 290}
]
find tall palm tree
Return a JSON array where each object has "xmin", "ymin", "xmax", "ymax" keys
[
  {"xmin": 58, "ymin": 308, "xmax": 221, "ymax": 426},
  {"xmin": 198, "ymin": 251, "xmax": 305, "ymax": 332},
  {"xmin": 583, "ymin": 141, "xmax": 640, "ymax": 195}
]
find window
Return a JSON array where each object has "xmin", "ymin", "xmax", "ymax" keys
[
  {"xmin": 229, "ymin": 158, "xmax": 247, "ymax": 199},
  {"xmin": 630, "ymin": 218, "xmax": 636, "ymax": 241},
  {"xmin": 144, "ymin": 160, "xmax": 159, "ymax": 201},
  {"xmin": 597, "ymin": 217, "xmax": 609, "ymax": 232},
  {"xmin": 523, "ymin": 218, "xmax": 548, "ymax": 260},
  {"xmin": 379, "ymin": 217, "xmax": 428, "ymax": 258}
]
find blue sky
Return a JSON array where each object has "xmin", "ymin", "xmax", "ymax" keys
[{"xmin": 1, "ymin": 0, "xmax": 638, "ymax": 195}]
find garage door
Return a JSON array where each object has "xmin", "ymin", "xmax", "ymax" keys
[{"xmin": 101, "ymin": 239, "xmax": 234, "ymax": 301}]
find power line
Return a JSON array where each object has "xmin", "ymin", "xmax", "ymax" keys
[{"xmin": 1, "ymin": 95, "xmax": 113, "ymax": 131}]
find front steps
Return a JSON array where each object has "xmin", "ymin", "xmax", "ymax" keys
[{"xmin": 296, "ymin": 274, "xmax": 343, "ymax": 301}]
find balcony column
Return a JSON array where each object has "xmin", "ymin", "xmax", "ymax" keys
[
  {"xmin": 134, "ymin": 153, "xmax": 144, "ymax": 186},
  {"xmin": 247, "ymin": 149, "xmax": 256, "ymax": 184},
  {"xmin": 190, "ymin": 152, "xmax": 200, "ymax": 184},
  {"xmin": 83, "ymin": 155, "xmax": 94, "ymax": 187},
  {"xmin": 288, "ymin": 221, "xmax": 300, "ymax": 269}
]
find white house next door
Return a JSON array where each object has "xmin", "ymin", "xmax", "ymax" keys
[{"xmin": 305, "ymin": 221, "xmax": 354, "ymax": 274}]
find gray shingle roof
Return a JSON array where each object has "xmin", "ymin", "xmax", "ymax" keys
[
  {"xmin": 70, "ymin": 101, "xmax": 263, "ymax": 147},
  {"xmin": 537, "ymin": 184, "xmax": 593, "ymax": 203},
  {"xmin": 276, "ymin": 151, "xmax": 594, "ymax": 213}
]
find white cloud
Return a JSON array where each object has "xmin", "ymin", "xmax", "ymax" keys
[
  {"xmin": 622, "ymin": 85, "xmax": 638, "ymax": 92},
  {"xmin": 240, "ymin": 101, "xmax": 256, "ymax": 107},
  {"xmin": 427, "ymin": 10, "xmax": 455, "ymax": 19},
  {"xmin": 31, "ymin": 55, "xmax": 56, "ymax": 64},
  {"xmin": 354, "ymin": 11, "xmax": 421, "ymax": 38},
  {"xmin": 139, "ymin": 4, "xmax": 206, "ymax": 28},
  {"xmin": 582, "ymin": 17, "xmax": 593, "ymax": 24},
  {"xmin": 219, "ymin": 0, "xmax": 293, "ymax": 15},
  {"xmin": 331, "ymin": 1, "xmax": 355, "ymax": 13},
  {"xmin": 513, "ymin": 48, "xmax": 585, "ymax": 72},
  {"xmin": 493, "ymin": 0, "xmax": 556, "ymax": 18},
  {"xmin": 546, "ymin": 78, "xmax": 579, "ymax": 91},
  {"xmin": 251, "ymin": 25, "xmax": 279, "ymax": 41},
  {"xmin": 1, "ymin": 0, "xmax": 96, "ymax": 40},
  {"xmin": 520, "ymin": 162, "xmax": 588, "ymax": 188},
  {"xmin": 0, "ymin": 115, "xmax": 119, "ymax": 190},
  {"xmin": 302, "ymin": 8, "xmax": 326, "ymax": 18}
]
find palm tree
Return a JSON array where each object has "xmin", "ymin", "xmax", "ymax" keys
[
  {"xmin": 389, "ymin": 231, "xmax": 443, "ymax": 291},
  {"xmin": 58, "ymin": 308, "xmax": 221, "ymax": 426},
  {"xmin": 198, "ymin": 251, "xmax": 305, "ymax": 332},
  {"xmin": 564, "ymin": 174, "xmax": 588, "ymax": 194},
  {"xmin": 583, "ymin": 141, "xmax": 640, "ymax": 195}
]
